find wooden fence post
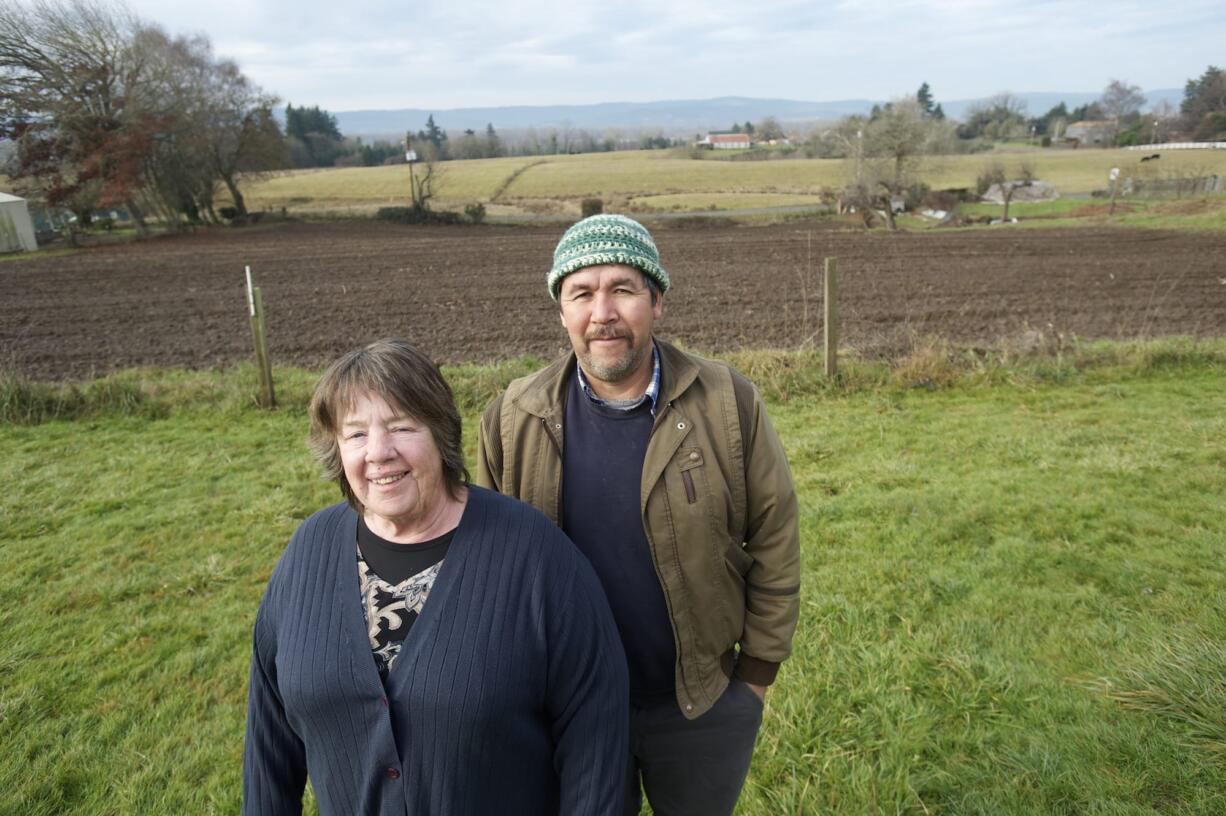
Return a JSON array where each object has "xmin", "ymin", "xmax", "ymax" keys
[
  {"xmin": 246, "ymin": 266, "xmax": 276, "ymax": 409},
  {"xmin": 824, "ymin": 257, "xmax": 838, "ymax": 378}
]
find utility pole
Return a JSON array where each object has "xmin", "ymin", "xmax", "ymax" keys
[
  {"xmin": 856, "ymin": 129, "xmax": 864, "ymax": 190},
  {"xmin": 405, "ymin": 131, "xmax": 419, "ymax": 207}
]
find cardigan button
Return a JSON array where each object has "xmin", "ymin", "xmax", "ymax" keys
[
  {"xmin": 685, "ymin": 703, "xmax": 693, "ymax": 712},
  {"xmin": 677, "ymin": 421, "xmax": 686, "ymax": 430},
  {"xmin": 689, "ymin": 451, "xmax": 700, "ymax": 461},
  {"xmin": 386, "ymin": 767, "xmax": 401, "ymax": 780}
]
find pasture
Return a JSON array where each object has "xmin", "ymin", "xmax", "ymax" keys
[
  {"xmin": 231, "ymin": 147, "xmax": 1226, "ymax": 217},
  {"xmin": 1, "ymin": 343, "xmax": 1225, "ymax": 814}
]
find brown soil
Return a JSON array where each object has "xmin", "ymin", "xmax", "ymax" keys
[
  {"xmin": 1063, "ymin": 203, "xmax": 1139, "ymax": 218},
  {"xmin": 2, "ymin": 221, "xmax": 1225, "ymax": 380}
]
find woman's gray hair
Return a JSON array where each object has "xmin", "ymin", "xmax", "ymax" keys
[{"xmin": 308, "ymin": 338, "xmax": 470, "ymax": 512}]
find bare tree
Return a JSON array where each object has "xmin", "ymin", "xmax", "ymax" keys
[
  {"xmin": 755, "ymin": 116, "xmax": 786, "ymax": 141},
  {"xmin": 842, "ymin": 99, "xmax": 953, "ymax": 230},
  {"xmin": 0, "ymin": 0, "xmax": 148, "ymax": 225},
  {"xmin": 977, "ymin": 160, "xmax": 1035, "ymax": 223},
  {"xmin": 1100, "ymin": 79, "xmax": 1146, "ymax": 141},
  {"xmin": 0, "ymin": 0, "xmax": 281, "ymax": 230},
  {"xmin": 409, "ymin": 143, "xmax": 445, "ymax": 212},
  {"xmin": 958, "ymin": 92, "xmax": 1028, "ymax": 140}
]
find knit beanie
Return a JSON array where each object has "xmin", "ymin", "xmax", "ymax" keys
[{"xmin": 548, "ymin": 214, "xmax": 670, "ymax": 300}]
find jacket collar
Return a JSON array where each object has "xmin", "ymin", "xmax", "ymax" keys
[{"xmin": 512, "ymin": 337, "xmax": 699, "ymax": 419}]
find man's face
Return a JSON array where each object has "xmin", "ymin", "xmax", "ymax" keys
[{"xmin": 558, "ymin": 264, "xmax": 663, "ymax": 391}]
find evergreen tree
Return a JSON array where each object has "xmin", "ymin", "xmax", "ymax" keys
[
  {"xmin": 415, "ymin": 114, "xmax": 449, "ymax": 160},
  {"xmin": 483, "ymin": 123, "xmax": 503, "ymax": 158},
  {"xmin": 284, "ymin": 103, "xmax": 343, "ymax": 167},
  {"xmin": 1069, "ymin": 102, "xmax": 1104, "ymax": 121},
  {"xmin": 1181, "ymin": 66, "xmax": 1226, "ymax": 137}
]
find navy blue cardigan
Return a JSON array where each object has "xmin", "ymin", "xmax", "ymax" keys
[{"xmin": 243, "ymin": 486, "xmax": 628, "ymax": 815}]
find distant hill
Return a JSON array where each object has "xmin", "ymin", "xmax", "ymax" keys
[
  {"xmin": 333, "ymin": 97, "xmax": 877, "ymax": 139},
  {"xmin": 335, "ymin": 90, "xmax": 1185, "ymax": 139}
]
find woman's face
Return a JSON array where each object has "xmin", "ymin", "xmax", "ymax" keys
[{"xmin": 338, "ymin": 391, "xmax": 446, "ymax": 535}]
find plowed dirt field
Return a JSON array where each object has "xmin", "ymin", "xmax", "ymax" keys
[{"xmin": 3, "ymin": 221, "xmax": 1224, "ymax": 380}]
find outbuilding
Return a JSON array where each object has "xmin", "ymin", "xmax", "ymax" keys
[
  {"xmin": 0, "ymin": 192, "xmax": 38, "ymax": 253},
  {"xmin": 697, "ymin": 132, "xmax": 752, "ymax": 149}
]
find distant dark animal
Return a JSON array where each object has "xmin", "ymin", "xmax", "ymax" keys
[{"xmin": 1139, "ymin": 154, "xmax": 1161, "ymax": 162}]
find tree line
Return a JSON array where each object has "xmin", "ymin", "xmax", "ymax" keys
[{"xmin": 0, "ymin": 0, "xmax": 286, "ymax": 229}]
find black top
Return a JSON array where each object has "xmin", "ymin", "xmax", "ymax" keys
[
  {"xmin": 357, "ymin": 514, "xmax": 453, "ymax": 583},
  {"xmin": 562, "ymin": 369, "xmax": 677, "ymax": 704}
]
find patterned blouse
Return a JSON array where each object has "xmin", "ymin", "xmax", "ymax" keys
[{"xmin": 356, "ymin": 519, "xmax": 453, "ymax": 679}]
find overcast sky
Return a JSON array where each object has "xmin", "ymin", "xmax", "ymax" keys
[{"xmin": 123, "ymin": 0, "xmax": 1225, "ymax": 112}]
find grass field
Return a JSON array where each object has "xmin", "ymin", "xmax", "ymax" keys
[
  {"xmin": 2, "ymin": 341, "xmax": 1225, "ymax": 814},
  {"xmin": 231, "ymin": 147, "xmax": 1226, "ymax": 218},
  {"xmin": 954, "ymin": 197, "xmax": 1226, "ymax": 232}
]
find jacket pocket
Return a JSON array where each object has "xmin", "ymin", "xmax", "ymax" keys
[
  {"xmin": 724, "ymin": 541, "xmax": 754, "ymax": 577},
  {"xmin": 677, "ymin": 448, "xmax": 704, "ymax": 505}
]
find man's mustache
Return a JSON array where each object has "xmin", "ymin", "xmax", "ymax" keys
[{"xmin": 586, "ymin": 329, "xmax": 630, "ymax": 342}]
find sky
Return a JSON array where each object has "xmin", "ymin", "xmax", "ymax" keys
[{"xmin": 122, "ymin": 0, "xmax": 1226, "ymax": 112}]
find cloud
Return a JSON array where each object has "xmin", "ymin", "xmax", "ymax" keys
[{"xmin": 119, "ymin": 0, "xmax": 1226, "ymax": 109}]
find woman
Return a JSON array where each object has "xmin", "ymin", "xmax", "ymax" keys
[{"xmin": 243, "ymin": 339, "xmax": 627, "ymax": 815}]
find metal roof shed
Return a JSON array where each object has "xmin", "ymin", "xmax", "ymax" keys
[{"xmin": 0, "ymin": 192, "xmax": 39, "ymax": 253}]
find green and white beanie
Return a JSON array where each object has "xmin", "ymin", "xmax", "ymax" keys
[{"xmin": 548, "ymin": 214, "xmax": 670, "ymax": 300}]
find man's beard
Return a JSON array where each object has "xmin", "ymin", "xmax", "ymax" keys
[{"xmin": 580, "ymin": 331, "xmax": 646, "ymax": 383}]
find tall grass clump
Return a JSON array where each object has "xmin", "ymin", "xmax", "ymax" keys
[
  {"xmin": 1102, "ymin": 627, "xmax": 1226, "ymax": 766},
  {"xmin": 0, "ymin": 369, "xmax": 158, "ymax": 424}
]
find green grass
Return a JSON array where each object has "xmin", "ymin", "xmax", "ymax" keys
[
  {"xmin": 959, "ymin": 198, "xmax": 1102, "ymax": 219},
  {"xmin": 630, "ymin": 192, "xmax": 828, "ymax": 211},
  {"xmin": 954, "ymin": 196, "xmax": 1226, "ymax": 232},
  {"xmin": 0, "ymin": 245, "xmax": 82, "ymax": 263},
  {"xmin": 231, "ymin": 149, "xmax": 1226, "ymax": 219},
  {"xmin": 2, "ymin": 340, "xmax": 1225, "ymax": 814}
]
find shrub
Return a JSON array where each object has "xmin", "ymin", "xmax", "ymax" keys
[
  {"xmin": 976, "ymin": 161, "xmax": 1005, "ymax": 196},
  {"xmin": 581, "ymin": 198, "xmax": 603, "ymax": 218},
  {"xmin": 464, "ymin": 203, "xmax": 487, "ymax": 224},
  {"xmin": 375, "ymin": 206, "xmax": 464, "ymax": 225}
]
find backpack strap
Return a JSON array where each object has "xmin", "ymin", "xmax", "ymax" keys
[{"xmin": 728, "ymin": 367, "xmax": 757, "ymax": 545}]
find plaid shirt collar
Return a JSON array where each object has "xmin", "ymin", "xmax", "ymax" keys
[{"xmin": 575, "ymin": 341, "xmax": 661, "ymax": 415}]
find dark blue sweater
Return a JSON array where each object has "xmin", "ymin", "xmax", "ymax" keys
[
  {"xmin": 243, "ymin": 486, "xmax": 628, "ymax": 815},
  {"xmin": 562, "ymin": 374, "xmax": 676, "ymax": 704}
]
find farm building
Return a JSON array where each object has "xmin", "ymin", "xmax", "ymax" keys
[
  {"xmin": 0, "ymin": 192, "xmax": 38, "ymax": 253},
  {"xmin": 697, "ymin": 132, "xmax": 752, "ymax": 149},
  {"xmin": 1065, "ymin": 121, "xmax": 1115, "ymax": 146}
]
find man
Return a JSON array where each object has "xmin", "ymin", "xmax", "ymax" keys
[{"xmin": 476, "ymin": 214, "xmax": 800, "ymax": 816}]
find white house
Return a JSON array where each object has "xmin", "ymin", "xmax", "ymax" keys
[
  {"xmin": 697, "ymin": 132, "xmax": 752, "ymax": 149},
  {"xmin": 0, "ymin": 192, "xmax": 38, "ymax": 253}
]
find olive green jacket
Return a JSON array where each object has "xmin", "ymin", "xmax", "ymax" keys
[{"xmin": 475, "ymin": 339, "xmax": 800, "ymax": 719}]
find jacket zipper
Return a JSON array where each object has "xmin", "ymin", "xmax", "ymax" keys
[{"xmin": 541, "ymin": 417, "xmax": 564, "ymax": 524}]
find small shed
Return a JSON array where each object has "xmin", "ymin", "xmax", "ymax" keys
[
  {"xmin": 0, "ymin": 192, "xmax": 38, "ymax": 253},
  {"xmin": 1065, "ymin": 121, "xmax": 1114, "ymax": 147}
]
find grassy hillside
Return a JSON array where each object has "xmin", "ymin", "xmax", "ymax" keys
[
  {"xmin": 231, "ymin": 148, "xmax": 1226, "ymax": 218},
  {"xmin": 2, "ymin": 341, "xmax": 1225, "ymax": 814}
]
